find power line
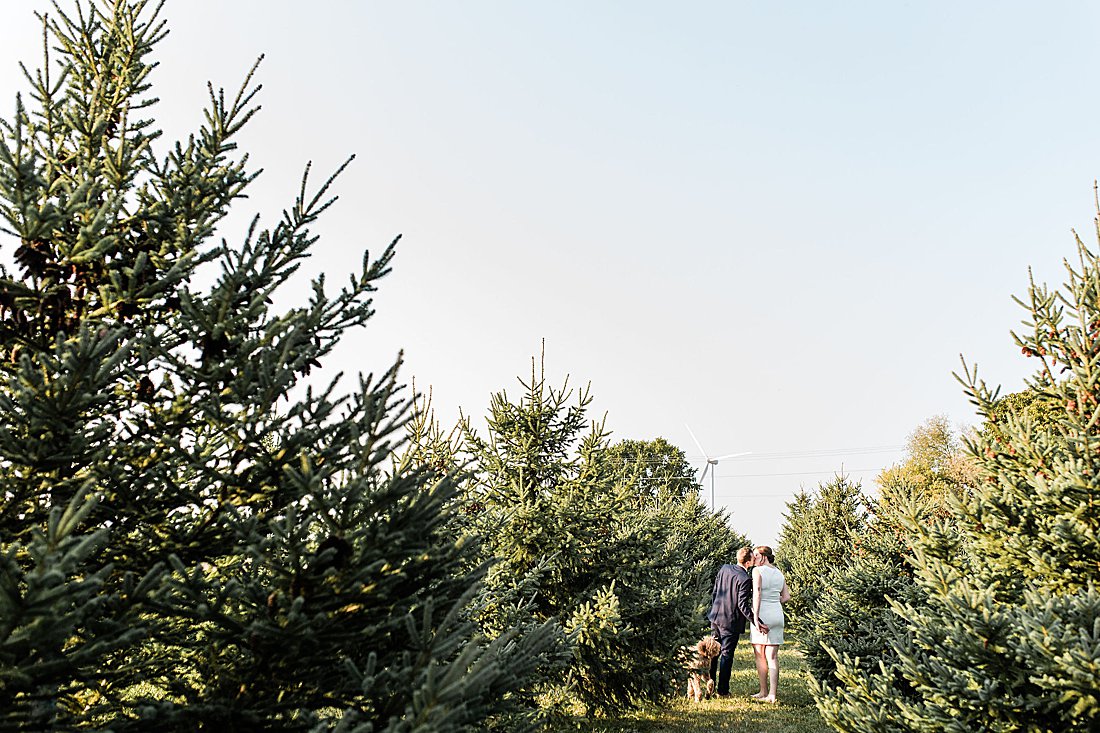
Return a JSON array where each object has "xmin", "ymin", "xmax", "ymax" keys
[
  {"xmin": 611, "ymin": 444, "xmax": 905, "ymax": 464},
  {"xmin": 717, "ymin": 467, "xmax": 884, "ymax": 478},
  {"xmin": 733, "ymin": 492, "xmax": 810, "ymax": 498},
  {"xmin": 686, "ymin": 442, "xmax": 902, "ymax": 460},
  {"xmin": 727, "ymin": 445, "xmax": 903, "ymax": 460}
]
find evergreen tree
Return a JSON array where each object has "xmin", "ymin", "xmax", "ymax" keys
[
  {"xmin": 775, "ymin": 474, "xmax": 866, "ymax": 632},
  {"xmin": 802, "ymin": 418, "xmax": 977, "ymax": 688},
  {"xmin": 800, "ymin": 476, "xmax": 932, "ymax": 694},
  {"xmin": 404, "ymin": 403, "xmax": 752, "ymax": 718},
  {"xmin": 984, "ymin": 387, "xmax": 1060, "ymax": 445},
  {"xmin": 600, "ymin": 436, "xmax": 751, "ymax": 613},
  {"xmin": 455, "ymin": 353, "xmax": 707, "ymax": 716},
  {"xmin": 0, "ymin": 2, "xmax": 552, "ymax": 730},
  {"xmin": 658, "ymin": 497, "xmax": 752, "ymax": 623},
  {"xmin": 817, "ymin": 225, "xmax": 1100, "ymax": 732}
]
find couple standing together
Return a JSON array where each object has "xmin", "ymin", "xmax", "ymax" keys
[{"xmin": 707, "ymin": 545, "xmax": 791, "ymax": 703}]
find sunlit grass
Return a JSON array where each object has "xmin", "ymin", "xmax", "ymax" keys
[{"xmin": 547, "ymin": 643, "xmax": 831, "ymax": 733}]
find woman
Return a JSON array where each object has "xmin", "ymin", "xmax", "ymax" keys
[{"xmin": 750, "ymin": 545, "xmax": 790, "ymax": 703}]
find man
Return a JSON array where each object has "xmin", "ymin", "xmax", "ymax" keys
[{"xmin": 707, "ymin": 546, "xmax": 766, "ymax": 696}]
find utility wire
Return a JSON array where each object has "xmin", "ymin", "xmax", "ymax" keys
[
  {"xmin": 718, "ymin": 467, "xmax": 883, "ymax": 478},
  {"xmin": 611, "ymin": 444, "xmax": 904, "ymax": 463},
  {"xmin": 725, "ymin": 445, "xmax": 903, "ymax": 460},
  {"xmin": 687, "ymin": 446, "xmax": 903, "ymax": 461},
  {"xmin": 613, "ymin": 463, "xmax": 895, "ymax": 479}
]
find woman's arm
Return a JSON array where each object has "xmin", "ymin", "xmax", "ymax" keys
[{"xmin": 780, "ymin": 581, "xmax": 791, "ymax": 603}]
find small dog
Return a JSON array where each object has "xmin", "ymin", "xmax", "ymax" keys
[{"xmin": 685, "ymin": 635, "xmax": 722, "ymax": 702}]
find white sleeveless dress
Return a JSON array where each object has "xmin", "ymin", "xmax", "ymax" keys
[{"xmin": 749, "ymin": 564, "xmax": 785, "ymax": 645}]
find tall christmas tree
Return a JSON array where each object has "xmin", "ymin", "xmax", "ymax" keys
[
  {"xmin": 816, "ymin": 216, "xmax": 1100, "ymax": 731},
  {"xmin": 600, "ymin": 436, "xmax": 752, "ymax": 628},
  {"xmin": 800, "ymin": 418, "xmax": 976, "ymax": 690},
  {"xmin": 776, "ymin": 474, "xmax": 866, "ymax": 631},
  {"xmin": 440, "ymin": 352, "xmax": 709, "ymax": 715},
  {"xmin": 0, "ymin": 2, "xmax": 552, "ymax": 730}
]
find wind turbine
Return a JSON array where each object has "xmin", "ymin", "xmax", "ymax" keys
[{"xmin": 686, "ymin": 424, "xmax": 750, "ymax": 510}]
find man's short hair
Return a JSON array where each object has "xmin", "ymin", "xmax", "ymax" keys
[{"xmin": 736, "ymin": 546, "xmax": 753, "ymax": 565}]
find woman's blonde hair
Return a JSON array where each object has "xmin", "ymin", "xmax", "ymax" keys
[{"xmin": 754, "ymin": 545, "xmax": 775, "ymax": 563}]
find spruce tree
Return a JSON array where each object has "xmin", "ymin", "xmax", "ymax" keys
[
  {"xmin": 0, "ymin": 2, "xmax": 552, "ymax": 730},
  {"xmin": 775, "ymin": 474, "xmax": 866, "ymax": 631},
  {"xmin": 453, "ymin": 353, "xmax": 705, "ymax": 716},
  {"xmin": 817, "ymin": 222, "xmax": 1100, "ymax": 732},
  {"xmin": 800, "ymin": 478, "xmax": 928, "ymax": 693},
  {"xmin": 657, "ymin": 496, "xmax": 752, "ymax": 629},
  {"xmin": 601, "ymin": 437, "xmax": 751, "ymax": 611},
  {"xmin": 802, "ymin": 418, "xmax": 977, "ymax": 690}
]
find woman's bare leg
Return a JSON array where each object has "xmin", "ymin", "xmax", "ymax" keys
[
  {"xmin": 763, "ymin": 645, "xmax": 780, "ymax": 702},
  {"xmin": 752, "ymin": 644, "xmax": 768, "ymax": 697}
]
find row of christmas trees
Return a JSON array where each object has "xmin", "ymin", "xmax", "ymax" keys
[
  {"xmin": 0, "ymin": 2, "xmax": 747, "ymax": 730},
  {"xmin": 778, "ymin": 270, "xmax": 1100, "ymax": 732}
]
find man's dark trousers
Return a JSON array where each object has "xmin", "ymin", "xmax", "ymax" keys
[{"xmin": 709, "ymin": 624, "xmax": 740, "ymax": 695}]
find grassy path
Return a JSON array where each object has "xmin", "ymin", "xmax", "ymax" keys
[{"xmin": 550, "ymin": 644, "xmax": 833, "ymax": 733}]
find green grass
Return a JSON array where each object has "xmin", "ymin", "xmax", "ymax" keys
[{"xmin": 547, "ymin": 644, "xmax": 832, "ymax": 733}]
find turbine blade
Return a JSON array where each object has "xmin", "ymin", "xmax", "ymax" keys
[
  {"xmin": 714, "ymin": 451, "xmax": 751, "ymax": 461},
  {"xmin": 699, "ymin": 463, "xmax": 711, "ymax": 484},
  {"xmin": 685, "ymin": 423, "xmax": 708, "ymax": 459}
]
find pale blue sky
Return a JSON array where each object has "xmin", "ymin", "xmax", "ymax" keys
[{"xmin": 3, "ymin": 2, "xmax": 1095, "ymax": 545}]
